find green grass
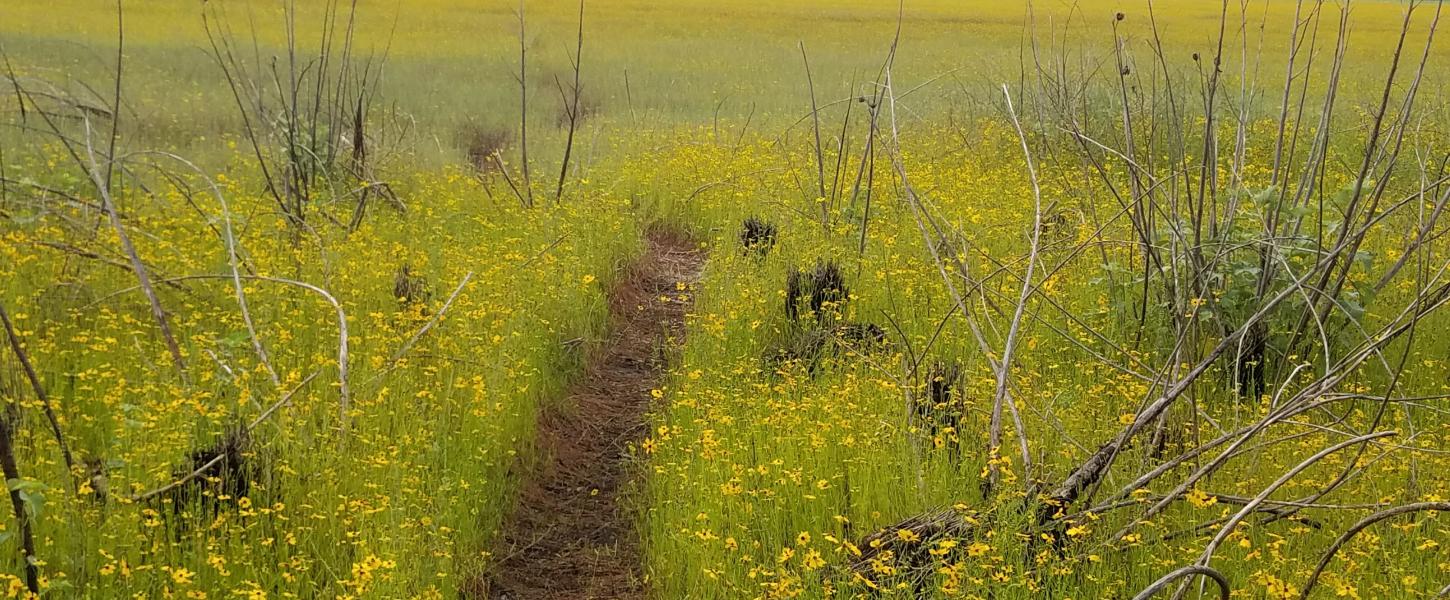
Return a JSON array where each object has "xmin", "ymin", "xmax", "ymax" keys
[{"xmin": 1, "ymin": 0, "xmax": 1449, "ymax": 598}]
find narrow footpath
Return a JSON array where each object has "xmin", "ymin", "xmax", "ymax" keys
[{"xmin": 470, "ymin": 228, "xmax": 704, "ymax": 600}]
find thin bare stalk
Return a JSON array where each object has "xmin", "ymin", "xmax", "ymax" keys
[
  {"xmin": 800, "ymin": 41, "xmax": 827, "ymax": 227},
  {"xmin": 0, "ymin": 302, "xmax": 76, "ymax": 482},
  {"xmin": 515, "ymin": 0, "xmax": 534, "ymax": 207},
  {"xmin": 555, "ymin": 0, "xmax": 585, "ymax": 202}
]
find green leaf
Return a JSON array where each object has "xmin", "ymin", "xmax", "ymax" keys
[
  {"xmin": 6, "ymin": 478, "xmax": 44, "ymax": 494},
  {"xmin": 220, "ymin": 330, "xmax": 250, "ymax": 348},
  {"xmin": 17, "ymin": 490, "xmax": 44, "ymax": 520},
  {"xmin": 7, "ymin": 479, "xmax": 47, "ymax": 520}
]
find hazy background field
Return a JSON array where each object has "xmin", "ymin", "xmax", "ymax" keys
[{"xmin": 3, "ymin": 0, "xmax": 1438, "ymax": 167}]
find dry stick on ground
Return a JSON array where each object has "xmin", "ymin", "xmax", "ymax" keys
[
  {"xmin": 1131, "ymin": 565, "xmax": 1230, "ymax": 600},
  {"xmin": 0, "ymin": 177, "xmax": 111, "ymax": 216},
  {"xmin": 1105, "ymin": 275, "xmax": 1450, "ymax": 545},
  {"xmin": 387, "ymin": 271, "xmax": 473, "ymax": 365},
  {"xmin": 27, "ymin": 241, "xmax": 186, "ymax": 291},
  {"xmin": 1193, "ymin": 431, "xmax": 1396, "ymax": 567},
  {"xmin": 0, "ymin": 414, "xmax": 38, "ymax": 594},
  {"xmin": 0, "ymin": 302, "xmax": 76, "ymax": 483},
  {"xmin": 1104, "ymin": 369, "xmax": 1332, "ymax": 541},
  {"xmin": 1082, "ymin": 373, "xmax": 1316, "ymax": 517},
  {"xmin": 1041, "ymin": 268, "xmax": 1320, "ymax": 521},
  {"xmin": 1106, "ymin": 295, "xmax": 1450, "ymax": 583},
  {"xmin": 129, "ymin": 372, "xmax": 321, "ymax": 503},
  {"xmin": 554, "ymin": 0, "xmax": 585, "ymax": 201}
]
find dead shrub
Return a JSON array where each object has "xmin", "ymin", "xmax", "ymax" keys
[
  {"xmin": 457, "ymin": 122, "xmax": 511, "ymax": 173},
  {"xmin": 393, "ymin": 263, "xmax": 432, "ymax": 309},
  {"xmin": 553, "ymin": 87, "xmax": 600, "ymax": 129}
]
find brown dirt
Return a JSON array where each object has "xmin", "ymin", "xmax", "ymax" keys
[{"xmin": 465, "ymin": 228, "xmax": 704, "ymax": 600}]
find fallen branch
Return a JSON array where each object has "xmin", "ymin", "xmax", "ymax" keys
[
  {"xmin": 388, "ymin": 271, "xmax": 473, "ymax": 365},
  {"xmin": 1299, "ymin": 502, "xmax": 1450, "ymax": 599},
  {"xmin": 1131, "ymin": 565, "xmax": 1230, "ymax": 600}
]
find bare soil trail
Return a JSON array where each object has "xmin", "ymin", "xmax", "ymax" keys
[{"xmin": 468, "ymin": 228, "xmax": 704, "ymax": 600}]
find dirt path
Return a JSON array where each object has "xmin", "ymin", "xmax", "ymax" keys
[{"xmin": 469, "ymin": 229, "xmax": 704, "ymax": 600}]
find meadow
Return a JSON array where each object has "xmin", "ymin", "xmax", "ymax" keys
[{"xmin": 1, "ymin": 0, "xmax": 1449, "ymax": 598}]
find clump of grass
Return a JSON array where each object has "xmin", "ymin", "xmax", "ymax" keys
[
  {"xmin": 1234, "ymin": 320, "xmax": 1269, "ymax": 399},
  {"xmin": 766, "ymin": 322, "xmax": 889, "ymax": 375},
  {"xmin": 738, "ymin": 216, "xmax": 777, "ymax": 256},
  {"xmin": 785, "ymin": 259, "xmax": 847, "ymax": 323},
  {"xmin": 392, "ymin": 263, "xmax": 432, "ymax": 309},
  {"xmin": 834, "ymin": 321, "xmax": 886, "ymax": 348},
  {"xmin": 766, "ymin": 327, "xmax": 828, "ymax": 373},
  {"xmin": 918, "ymin": 360, "xmax": 962, "ymax": 429},
  {"xmin": 83, "ymin": 456, "xmax": 110, "ymax": 505},
  {"xmin": 166, "ymin": 428, "xmax": 254, "ymax": 518},
  {"xmin": 1040, "ymin": 208, "xmax": 1073, "ymax": 240}
]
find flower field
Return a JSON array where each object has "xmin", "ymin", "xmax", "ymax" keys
[{"xmin": 1, "ymin": 0, "xmax": 1449, "ymax": 598}]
